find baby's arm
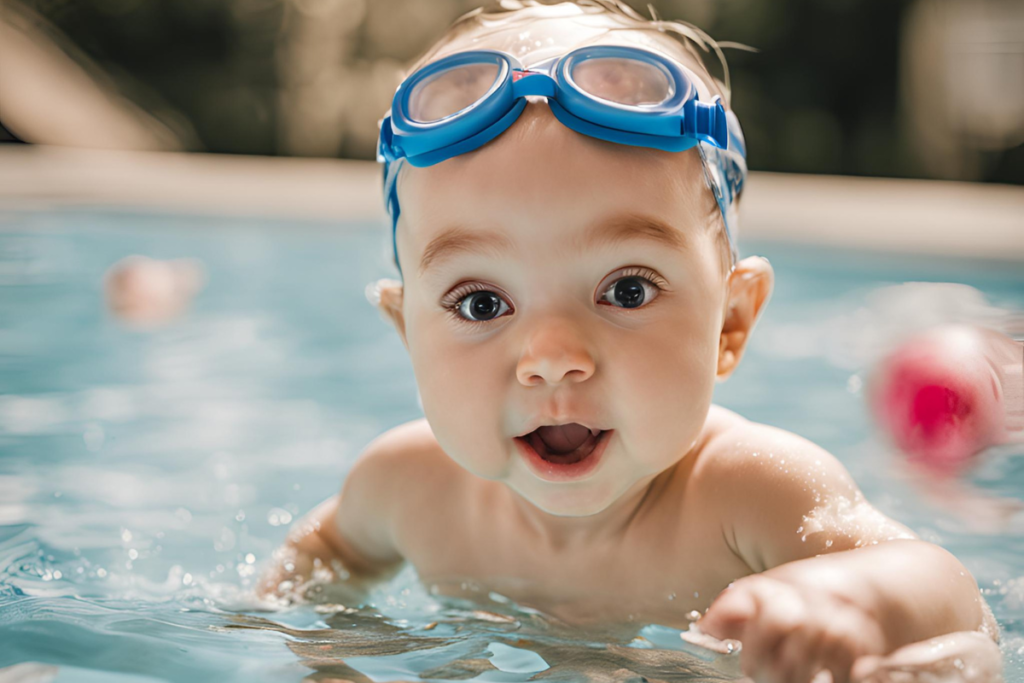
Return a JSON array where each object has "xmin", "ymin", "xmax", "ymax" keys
[
  {"xmin": 697, "ymin": 420, "xmax": 998, "ymax": 682},
  {"xmin": 255, "ymin": 427, "xmax": 411, "ymax": 602}
]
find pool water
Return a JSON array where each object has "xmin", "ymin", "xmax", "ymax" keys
[{"xmin": 1, "ymin": 209, "xmax": 1023, "ymax": 682}]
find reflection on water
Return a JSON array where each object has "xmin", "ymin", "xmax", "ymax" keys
[
  {"xmin": 1, "ymin": 212, "xmax": 1024, "ymax": 681},
  {"xmin": 223, "ymin": 590, "xmax": 743, "ymax": 682}
]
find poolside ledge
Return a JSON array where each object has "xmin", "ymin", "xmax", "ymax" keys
[{"xmin": 0, "ymin": 145, "xmax": 1021, "ymax": 261}]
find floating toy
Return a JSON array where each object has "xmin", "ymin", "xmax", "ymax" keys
[{"xmin": 868, "ymin": 324, "xmax": 1024, "ymax": 473}]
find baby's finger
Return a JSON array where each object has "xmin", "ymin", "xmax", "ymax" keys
[
  {"xmin": 745, "ymin": 586, "xmax": 813, "ymax": 682},
  {"xmin": 698, "ymin": 584, "xmax": 758, "ymax": 641},
  {"xmin": 817, "ymin": 614, "xmax": 880, "ymax": 683},
  {"xmin": 776, "ymin": 624, "xmax": 827, "ymax": 683}
]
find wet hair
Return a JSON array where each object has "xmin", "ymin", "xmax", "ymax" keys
[{"xmin": 403, "ymin": 0, "xmax": 741, "ymax": 277}]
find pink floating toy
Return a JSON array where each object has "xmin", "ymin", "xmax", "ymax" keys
[{"xmin": 868, "ymin": 324, "xmax": 1024, "ymax": 473}]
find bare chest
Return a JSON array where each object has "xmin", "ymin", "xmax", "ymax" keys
[{"xmin": 394, "ymin": 486, "xmax": 752, "ymax": 628}]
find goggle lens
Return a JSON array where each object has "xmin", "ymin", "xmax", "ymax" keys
[
  {"xmin": 408, "ymin": 62, "xmax": 501, "ymax": 123},
  {"xmin": 570, "ymin": 56, "xmax": 674, "ymax": 106}
]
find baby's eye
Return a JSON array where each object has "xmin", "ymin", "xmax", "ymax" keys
[
  {"xmin": 598, "ymin": 270, "xmax": 664, "ymax": 309},
  {"xmin": 446, "ymin": 288, "xmax": 512, "ymax": 323}
]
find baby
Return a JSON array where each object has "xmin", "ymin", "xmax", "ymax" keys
[{"xmin": 258, "ymin": 2, "xmax": 1002, "ymax": 681}]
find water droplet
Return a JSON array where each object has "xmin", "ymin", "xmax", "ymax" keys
[
  {"xmin": 693, "ymin": 591, "xmax": 699, "ymax": 599},
  {"xmin": 686, "ymin": 610, "xmax": 701, "ymax": 622},
  {"xmin": 667, "ymin": 592, "xmax": 676, "ymax": 601},
  {"xmin": 267, "ymin": 508, "xmax": 293, "ymax": 527},
  {"xmin": 96, "ymin": 568, "xmax": 107, "ymax": 578},
  {"xmin": 245, "ymin": 553, "xmax": 256, "ymax": 564},
  {"xmin": 235, "ymin": 510, "xmax": 246, "ymax": 522},
  {"xmin": 121, "ymin": 529, "xmax": 133, "ymax": 543},
  {"xmin": 128, "ymin": 549, "xmax": 139, "ymax": 560},
  {"xmin": 825, "ymin": 539, "xmax": 833, "ymax": 548},
  {"xmin": 183, "ymin": 573, "xmax": 193, "ymax": 585}
]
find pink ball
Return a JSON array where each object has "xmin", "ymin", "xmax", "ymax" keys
[{"xmin": 869, "ymin": 326, "xmax": 1005, "ymax": 473}]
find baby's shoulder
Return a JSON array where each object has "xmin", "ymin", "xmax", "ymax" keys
[
  {"xmin": 691, "ymin": 407, "xmax": 914, "ymax": 572},
  {"xmin": 344, "ymin": 418, "xmax": 466, "ymax": 502},
  {"xmin": 692, "ymin": 407, "xmax": 862, "ymax": 514},
  {"xmin": 694, "ymin": 406, "xmax": 856, "ymax": 486}
]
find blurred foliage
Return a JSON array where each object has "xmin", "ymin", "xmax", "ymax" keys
[{"xmin": 15, "ymin": 0, "xmax": 1024, "ymax": 183}]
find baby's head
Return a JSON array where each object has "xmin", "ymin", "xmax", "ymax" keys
[{"xmin": 370, "ymin": 1, "xmax": 773, "ymax": 517}]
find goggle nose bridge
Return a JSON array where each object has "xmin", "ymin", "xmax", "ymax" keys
[{"xmin": 511, "ymin": 70, "xmax": 557, "ymax": 98}]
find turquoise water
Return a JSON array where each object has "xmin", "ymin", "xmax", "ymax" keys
[{"xmin": 1, "ymin": 208, "xmax": 1023, "ymax": 682}]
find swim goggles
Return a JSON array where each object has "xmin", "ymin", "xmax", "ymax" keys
[{"xmin": 377, "ymin": 45, "xmax": 747, "ymax": 278}]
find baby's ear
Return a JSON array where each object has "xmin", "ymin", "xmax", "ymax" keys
[
  {"xmin": 366, "ymin": 278, "xmax": 408, "ymax": 349},
  {"xmin": 717, "ymin": 256, "xmax": 774, "ymax": 381}
]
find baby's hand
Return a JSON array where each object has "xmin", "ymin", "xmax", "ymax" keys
[
  {"xmin": 850, "ymin": 631, "xmax": 1003, "ymax": 683},
  {"xmin": 697, "ymin": 574, "xmax": 886, "ymax": 683}
]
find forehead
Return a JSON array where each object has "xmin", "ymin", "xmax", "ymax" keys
[{"xmin": 396, "ymin": 101, "xmax": 718, "ymax": 281}]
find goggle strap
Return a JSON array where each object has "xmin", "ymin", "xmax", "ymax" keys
[
  {"xmin": 682, "ymin": 98, "xmax": 728, "ymax": 150},
  {"xmin": 377, "ymin": 114, "xmax": 398, "ymax": 162},
  {"xmin": 383, "ymin": 158, "xmax": 404, "ymax": 278}
]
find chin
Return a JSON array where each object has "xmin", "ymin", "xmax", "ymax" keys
[{"xmin": 513, "ymin": 479, "xmax": 626, "ymax": 517}]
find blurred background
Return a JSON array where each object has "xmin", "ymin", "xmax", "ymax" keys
[{"xmin": 2, "ymin": 0, "xmax": 1023, "ymax": 183}]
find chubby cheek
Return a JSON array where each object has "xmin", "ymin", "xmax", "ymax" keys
[
  {"xmin": 613, "ymin": 305, "xmax": 720, "ymax": 468},
  {"xmin": 407, "ymin": 317, "xmax": 512, "ymax": 479}
]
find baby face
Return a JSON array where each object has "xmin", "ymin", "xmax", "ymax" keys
[{"xmin": 389, "ymin": 102, "xmax": 732, "ymax": 517}]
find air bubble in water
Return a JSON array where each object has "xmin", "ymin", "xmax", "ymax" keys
[{"xmin": 267, "ymin": 508, "xmax": 293, "ymax": 526}]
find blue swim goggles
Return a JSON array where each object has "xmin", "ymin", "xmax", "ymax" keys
[{"xmin": 377, "ymin": 45, "xmax": 747, "ymax": 278}]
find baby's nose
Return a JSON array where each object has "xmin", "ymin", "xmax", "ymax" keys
[{"xmin": 516, "ymin": 318, "xmax": 596, "ymax": 386}]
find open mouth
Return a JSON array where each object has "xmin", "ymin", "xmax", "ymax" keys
[{"xmin": 514, "ymin": 423, "xmax": 612, "ymax": 481}]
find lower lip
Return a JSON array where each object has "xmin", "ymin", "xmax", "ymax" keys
[{"xmin": 514, "ymin": 429, "xmax": 613, "ymax": 482}]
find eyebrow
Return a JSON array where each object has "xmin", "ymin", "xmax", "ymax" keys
[{"xmin": 417, "ymin": 214, "xmax": 689, "ymax": 278}]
